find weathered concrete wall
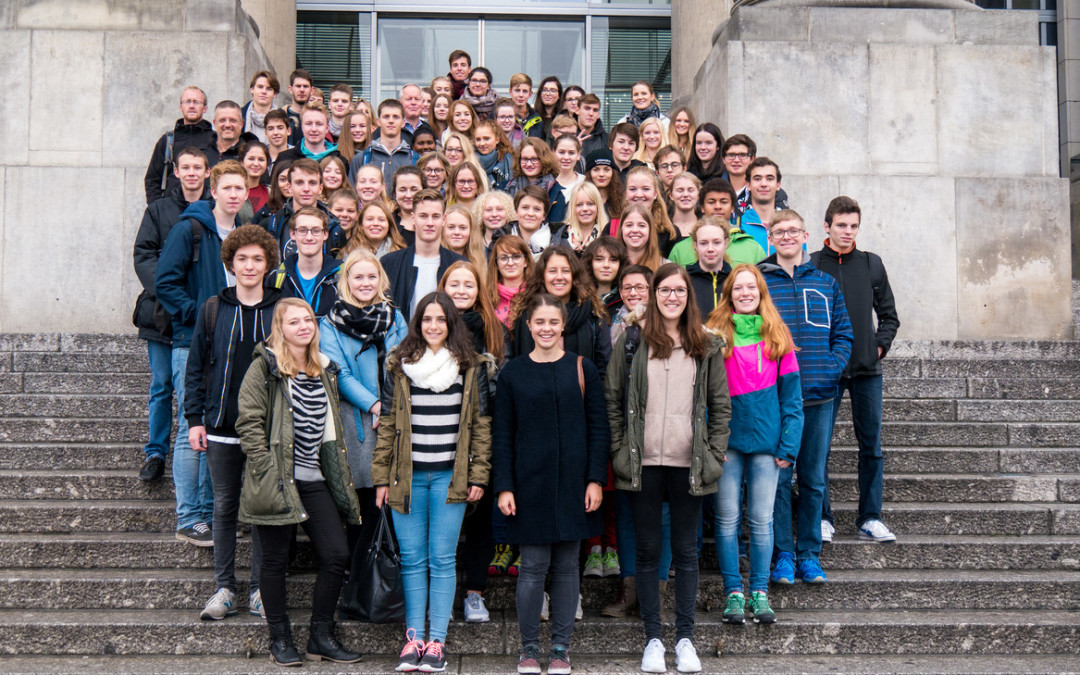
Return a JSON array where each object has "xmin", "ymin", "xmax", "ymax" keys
[
  {"xmin": 0, "ymin": 0, "xmax": 275, "ymax": 333},
  {"xmin": 671, "ymin": 0, "xmax": 733, "ymax": 104},
  {"xmin": 241, "ymin": 0, "xmax": 295, "ymax": 81},
  {"xmin": 692, "ymin": 5, "xmax": 1073, "ymax": 340}
]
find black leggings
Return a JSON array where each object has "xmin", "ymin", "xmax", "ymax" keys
[
  {"xmin": 461, "ymin": 489, "xmax": 496, "ymax": 592},
  {"xmin": 257, "ymin": 479, "xmax": 350, "ymax": 625}
]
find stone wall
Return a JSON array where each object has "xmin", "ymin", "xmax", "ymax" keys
[
  {"xmin": 0, "ymin": 0, "xmax": 277, "ymax": 334},
  {"xmin": 690, "ymin": 5, "xmax": 1073, "ymax": 340}
]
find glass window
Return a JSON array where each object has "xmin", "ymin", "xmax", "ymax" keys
[
  {"xmin": 484, "ymin": 19, "xmax": 585, "ymax": 94},
  {"xmin": 297, "ymin": 11, "xmax": 372, "ymax": 105},
  {"xmin": 377, "ymin": 17, "xmax": 479, "ymax": 104},
  {"xmin": 590, "ymin": 16, "xmax": 672, "ymax": 129}
]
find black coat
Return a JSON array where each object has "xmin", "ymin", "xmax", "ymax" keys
[
  {"xmin": 204, "ymin": 131, "xmax": 259, "ymax": 167},
  {"xmin": 132, "ymin": 185, "xmax": 210, "ymax": 343},
  {"xmin": 491, "ymin": 353, "xmax": 610, "ymax": 545},
  {"xmin": 686, "ymin": 261, "xmax": 731, "ymax": 321},
  {"xmin": 143, "ymin": 119, "xmax": 214, "ymax": 204},
  {"xmin": 811, "ymin": 244, "xmax": 899, "ymax": 377},
  {"xmin": 380, "ymin": 246, "xmax": 465, "ymax": 320}
]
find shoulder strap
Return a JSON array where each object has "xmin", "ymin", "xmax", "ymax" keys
[
  {"xmin": 269, "ymin": 263, "xmax": 287, "ymax": 290},
  {"xmin": 190, "ymin": 218, "xmax": 204, "ymax": 264},
  {"xmin": 576, "ymin": 355, "xmax": 585, "ymax": 399},
  {"xmin": 868, "ymin": 252, "xmax": 885, "ymax": 289},
  {"xmin": 204, "ymin": 296, "xmax": 220, "ymax": 339},
  {"xmin": 161, "ymin": 131, "xmax": 174, "ymax": 191}
]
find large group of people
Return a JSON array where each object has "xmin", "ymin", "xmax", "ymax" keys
[{"xmin": 132, "ymin": 48, "xmax": 900, "ymax": 674}]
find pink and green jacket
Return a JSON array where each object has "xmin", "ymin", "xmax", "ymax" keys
[{"xmin": 723, "ymin": 314, "xmax": 804, "ymax": 462}]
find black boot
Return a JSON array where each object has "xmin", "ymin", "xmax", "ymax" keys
[
  {"xmin": 305, "ymin": 619, "xmax": 362, "ymax": 663},
  {"xmin": 268, "ymin": 620, "xmax": 302, "ymax": 667}
]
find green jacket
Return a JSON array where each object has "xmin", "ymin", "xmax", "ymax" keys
[
  {"xmin": 604, "ymin": 331, "xmax": 731, "ymax": 496},
  {"xmin": 372, "ymin": 352, "xmax": 493, "ymax": 515},
  {"xmin": 664, "ymin": 228, "xmax": 765, "ymax": 268},
  {"xmin": 236, "ymin": 344, "xmax": 362, "ymax": 526}
]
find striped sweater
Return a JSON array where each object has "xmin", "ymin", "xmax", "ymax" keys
[
  {"xmin": 408, "ymin": 375, "xmax": 464, "ymax": 471},
  {"xmin": 290, "ymin": 373, "xmax": 328, "ymax": 482},
  {"xmin": 759, "ymin": 255, "xmax": 853, "ymax": 403},
  {"xmin": 724, "ymin": 314, "xmax": 804, "ymax": 463}
]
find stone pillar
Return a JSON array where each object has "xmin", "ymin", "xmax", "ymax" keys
[
  {"xmin": 0, "ymin": 0, "xmax": 274, "ymax": 333},
  {"xmin": 691, "ymin": 4, "xmax": 1072, "ymax": 340},
  {"xmin": 671, "ymin": 0, "xmax": 733, "ymax": 103},
  {"xmin": 241, "ymin": 0, "xmax": 296, "ymax": 80},
  {"xmin": 1059, "ymin": 5, "xmax": 1080, "ymax": 278}
]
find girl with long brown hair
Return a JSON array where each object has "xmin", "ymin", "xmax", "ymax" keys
[{"xmin": 487, "ymin": 235, "xmax": 534, "ymax": 328}]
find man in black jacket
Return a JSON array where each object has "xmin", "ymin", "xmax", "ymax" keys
[
  {"xmin": 204, "ymin": 100, "xmax": 258, "ymax": 167},
  {"xmin": 811, "ymin": 196, "xmax": 901, "ymax": 544},
  {"xmin": 132, "ymin": 147, "xmax": 210, "ymax": 482},
  {"xmin": 380, "ymin": 190, "xmax": 465, "ymax": 320},
  {"xmin": 143, "ymin": 86, "xmax": 213, "ymax": 203}
]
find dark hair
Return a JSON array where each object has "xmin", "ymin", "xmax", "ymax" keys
[
  {"xmin": 392, "ymin": 165, "xmax": 424, "ymax": 198},
  {"xmin": 289, "ymin": 69, "xmax": 313, "ymax": 86},
  {"xmin": 609, "ymin": 122, "xmax": 640, "ymax": 147},
  {"xmin": 377, "ymin": 98, "xmax": 405, "ymax": 116},
  {"xmin": 587, "ymin": 163, "xmax": 627, "ymax": 222},
  {"xmin": 438, "ymin": 261, "xmax": 504, "ymax": 362},
  {"xmin": 825, "ymin": 195, "xmax": 861, "ymax": 225},
  {"xmin": 264, "ymin": 109, "xmax": 290, "ymax": 129},
  {"xmin": 687, "ymin": 123, "xmax": 725, "ymax": 178},
  {"xmin": 486, "ymin": 235, "xmax": 535, "ymax": 310},
  {"xmin": 510, "ymin": 245, "xmax": 607, "ymax": 323},
  {"xmin": 616, "ymin": 263, "xmax": 654, "ymax": 291},
  {"xmin": 721, "ymin": 133, "xmax": 757, "ymax": 158},
  {"xmin": 266, "ymin": 160, "xmax": 292, "ymax": 213},
  {"xmin": 414, "ymin": 188, "xmax": 445, "ymax": 210},
  {"xmin": 221, "ymin": 224, "xmax": 280, "ymax": 273},
  {"xmin": 238, "ymin": 140, "xmax": 269, "ymax": 165},
  {"xmin": 175, "ymin": 146, "xmax": 208, "ymax": 166},
  {"xmin": 249, "ymin": 70, "xmax": 280, "ymax": 93},
  {"xmin": 395, "ymin": 292, "xmax": 477, "ymax": 370},
  {"xmin": 582, "ymin": 236, "xmax": 628, "ymax": 289},
  {"xmin": 641, "ymin": 263, "xmax": 709, "ymax": 361},
  {"xmin": 533, "ymin": 76, "xmax": 564, "ymax": 123},
  {"xmin": 513, "ymin": 184, "xmax": 552, "ymax": 216},
  {"xmin": 653, "ymin": 144, "xmax": 685, "ymax": 168},
  {"xmin": 469, "ymin": 67, "xmax": 493, "ymax": 85},
  {"xmin": 747, "ymin": 156, "xmax": 782, "ymax": 183},
  {"xmin": 449, "ymin": 49, "xmax": 472, "ymax": 66},
  {"xmin": 288, "ymin": 158, "xmax": 321, "ymax": 182},
  {"xmin": 525, "ymin": 293, "xmax": 567, "ymax": 324},
  {"xmin": 699, "ymin": 178, "xmax": 738, "ymax": 209}
]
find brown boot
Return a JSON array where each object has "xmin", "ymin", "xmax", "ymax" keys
[{"xmin": 601, "ymin": 577, "xmax": 637, "ymax": 617}]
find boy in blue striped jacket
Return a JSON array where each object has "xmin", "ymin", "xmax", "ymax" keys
[{"xmin": 758, "ymin": 210, "xmax": 853, "ymax": 585}]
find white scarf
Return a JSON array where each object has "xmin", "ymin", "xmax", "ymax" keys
[{"xmin": 401, "ymin": 347, "xmax": 460, "ymax": 392}]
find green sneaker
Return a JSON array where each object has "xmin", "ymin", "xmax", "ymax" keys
[
  {"xmin": 583, "ymin": 550, "xmax": 603, "ymax": 577},
  {"xmin": 722, "ymin": 591, "xmax": 745, "ymax": 624},
  {"xmin": 601, "ymin": 548, "xmax": 621, "ymax": 577},
  {"xmin": 748, "ymin": 591, "xmax": 776, "ymax": 624}
]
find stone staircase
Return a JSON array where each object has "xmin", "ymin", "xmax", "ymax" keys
[{"xmin": 0, "ymin": 334, "xmax": 1078, "ymax": 674}]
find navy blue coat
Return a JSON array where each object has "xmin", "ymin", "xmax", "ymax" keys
[
  {"xmin": 491, "ymin": 353, "xmax": 610, "ymax": 545},
  {"xmin": 274, "ymin": 253, "xmax": 341, "ymax": 318},
  {"xmin": 380, "ymin": 246, "xmax": 465, "ymax": 320}
]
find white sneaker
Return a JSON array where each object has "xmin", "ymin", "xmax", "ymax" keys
[
  {"xmin": 674, "ymin": 638, "xmax": 701, "ymax": 673},
  {"xmin": 858, "ymin": 519, "xmax": 897, "ymax": 543},
  {"xmin": 821, "ymin": 519, "xmax": 835, "ymax": 543},
  {"xmin": 540, "ymin": 592, "xmax": 550, "ymax": 622},
  {"xmin": 200, "ymin": 588, "xmax": 237, "ymax": 620},
  {"xmin": 575, "ymin": 592, "xmax": 583, "ymax": 621},
  {"xmin": 464, "ymin": 592, "xmax": 490, "ymax": 623},
  {"xmin": 641, "ymin": 638, "xmax": 666, "ymax": 673},
  {"xmin": 248, "ymin": 589, "xmax": 265, "ymax": 619}
]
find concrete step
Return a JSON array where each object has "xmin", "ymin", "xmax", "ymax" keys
[
  {"xmin": 0, "ymin": 394, "xmax": 148, "ymax": 419},
  {"xmin": 834, "ymin": 399, "xmax": 1080, "ymax": 423},
  {"xmin": 1, "ymin": 608, "xmax": 1077, "ymax": 656},
  {"xmin": 0, "ymin": 444, "xmax": 146, "ymax": 470},
  {"xmin": 18, "ymin": 373, "xmax": 150, "ymax": 395},
  {"xmin": 828, "ymin": 447, "xmax": 1080, "ymax": 475},
  {"xmin": 3, "ymin": 532, "xmax": 1079, "ymax": 572},
  {"xmin": 833, "ymin": 421, "xmax": 1080, "ymax": 448},
  {"xmin": 0, "ymin": 500, "xmax": 176, "ymax": 533},
  {"xmin": 828, "ymin": 473, "xmax": 1080, "ymax": 504},
  {"xmin": 5, "ymin": 568, "xmax": 1077, "ymax": 613},
  {"xmin": 0, "ymin": 653, "xmax": 1076, "ymax": 675},
  {"xmin": 829, "ymin": 502, "xmax": 1080, "ymax": 536},
  {"xmin": 0, "ymin": 472, "xmax": 175, "ymax": 501},
  {"xmin": 0, "ymin": 418, "xmax": 144, "ymax": 443}
]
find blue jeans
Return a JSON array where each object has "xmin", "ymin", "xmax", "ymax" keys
[
  {"xmin": 773, "ymin": 401, "xmax": 835, "ymax": 563},
  {"xmin": 823, "ymin": 375, "xmax": 884, "ymax": 527},
  {"xmin": 614, "ymin": 491, "xmax": 672, "ymax": 579},
  {"xmin": 144, "ymin": 340, "xmax": 173, "ymax": 461},
  {"xmin": 391, "ymin": 468, "xmax": 466, "ymax": 643},
  {"xmin": 716, "ymin": 451, "xmax": 780, "ymax": 593},
  {"xmin": 170, "ymin": 347, "xmax": 213, "ymax": 529}
]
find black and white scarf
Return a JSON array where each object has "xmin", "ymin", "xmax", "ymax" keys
[
  {"xmin": 326, "ymin": 300, "xmax": 395, "ymax": 354},
  {"xmin": 627, "ymin": 102, "xmax": 661, "ymax": 128}
]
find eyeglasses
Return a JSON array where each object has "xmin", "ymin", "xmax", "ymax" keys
[
  {"xmin": 724, "ymin": 152, "xmax": 751, "ymax": 160},
  {"xmin": 423, "ymin": 167, "xmax": 445, "ymax": 174},
  {"xmin": 181, "ymin": 98, "xmax": 206, "ymax": 106},
  {"xmin": 496, "ymin": 115, "xmax": 515, "ymax": 122},
  {"xmin": 542, "ymin": 87, "xmax": 560, "ymax": 94},
  {"xmin": 456, "ymin": 179, "xmax": 477, "ymax": 186},
  {"xmin": 656, "ymin": 287, "xmax": 688, "ymax": 298},
  {"xmin": 657, "ymin": 161, "xmax": 683, "ymax": 171},
  {"xmin": 565, "ymin": 96, "xmax": 581, "ymax": 102},
  {"xmin": 620, "ymin": 284, "xmax": 648, "ymax": 294},
  {"xmin": 497, "ymin": 254, "xmax": 525, "ymax": 264},
  {"xmin": 445, "ymin": 147, "xmax": 464, "ymax": 155},
  {"xmin": 469, "ymin": 78, "xmax": 489, "ymax": 85},
  {"xmin": 293, "ymin": 227, "xmax": 325, "ymax": 236},
  {"xmin": 770, "ymin": 228, "xmax": 806, "ymax": 240},
  {"xmin": 520, "ymin": 157, "xmax": 541, "ymax": 165}
]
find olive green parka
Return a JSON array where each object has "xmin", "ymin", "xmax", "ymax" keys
[
  {"xmin": 236, "ymin": 344, "xmax": 362, "ymax": 526},
  {"xmin": 604, "ymin": 331, "xmax": 731, "ymax": 496}
]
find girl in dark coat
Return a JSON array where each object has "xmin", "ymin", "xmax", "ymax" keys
[
  {"xmin": 508, "ymin": 245, "xmax": 611, "ymax": 376},
  {"xmin": 493, "ymin": 293, "xmax": 610, "ymax": 675}
]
